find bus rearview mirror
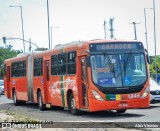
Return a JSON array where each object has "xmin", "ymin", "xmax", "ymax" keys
[{"xmin": 145, "ymin": 49, "xmax": 151, "ymax": 64}]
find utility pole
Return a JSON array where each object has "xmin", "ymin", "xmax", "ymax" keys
[
  {"xmin": 9, "ymin": 5, "xmax": 25, "ymax": 52},
  {"xmin": 109, "ymin": 18, "xmax": 115, "ymax": 39},
  {"xmin": 144, "ymin": 8, "xmax": 152, "ymax": 52},
  {"xmin": 29, "ymin": 38, "xmax": 32, "ymax": 52},
  {"xmin": 47, "ymin": 0, "xmax": 51, "ymax": 50},
  {"xmin": 153, "ymin": 0, "xmax": 157, "ymax": 80},
  {"xmin": 51, "ymin": 26, "xmax": 52, "ymax": 49},
  {"xmin": 20, "ymin": 6, "xmax": 25, "ymax": 52},
  {"xmin": 103, "ymin": 19, "xmax": 107, "ymax": 39},
  {"xmin": 130, "ymin": 22, "xmax": 140, "ymax": 40},
  {"xmin": 51, "ymin": 26, "xmax": 59, "ymax": 49}
]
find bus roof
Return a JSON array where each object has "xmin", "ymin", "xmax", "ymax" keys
[{"xmin": 4, "ymin": 39, "xmax": 143, "ymax": 63}]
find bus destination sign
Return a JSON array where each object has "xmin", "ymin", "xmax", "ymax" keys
[{"xmin": 90, "ymin": 42, "xmax": 143, "ymax": 52}]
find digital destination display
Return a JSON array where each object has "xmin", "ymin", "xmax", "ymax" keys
[{"xmin": 90, "ymin": 42, "xmax": 143, "ymax": 52}]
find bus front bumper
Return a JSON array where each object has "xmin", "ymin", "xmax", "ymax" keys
[{"xmin": 88, "ymin": 97, "xmax": 150, "ymax": 112}]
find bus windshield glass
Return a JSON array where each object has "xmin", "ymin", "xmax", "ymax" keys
[{"xmin": 90, "ymin": 53, "xmax": 147, "ymax": 87}]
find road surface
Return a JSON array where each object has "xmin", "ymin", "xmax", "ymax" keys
[{"xmin": 0, "ymin": 95, "xmax": 160, "ymax": 123}]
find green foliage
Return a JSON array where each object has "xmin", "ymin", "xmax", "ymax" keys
[
  {"xmin": 0, "ymin": 46, "xmax": 47, "ymax": 78},
  {"xmin": 149, "ymin": 56, "xmax": 160, "ymax": 75},
  {"xmin": 0, "ymin": 45, "xmax": 22, "ymax": 78}
]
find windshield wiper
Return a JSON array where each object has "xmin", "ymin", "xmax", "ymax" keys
[{"xmin": 103, "ymin": 52, "xmax": 115, "ymax": 77}]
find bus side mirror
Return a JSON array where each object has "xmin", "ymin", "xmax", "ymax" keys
[
  {"xmin": 145, "ymin": 49, "xmax": 151, "ymax": 64},
  {"xmin": 86, "ymin": 56, "xmax": 90, "ymax": 67},
  {"xmin": 147, "ymin": 54, "xmax": 151, "ymax": 64}
]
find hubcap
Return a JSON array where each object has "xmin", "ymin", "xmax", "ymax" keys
[
  {"xmin": 38, "ymin": 94, "xmax": 42, "ymax": 107},
  {"xmin": 13, "ymin": 91, "xmax": 16, "ymax": 103},
  {"xmin": 71, "ymin": 98, "xmax": 75, "ymax": 109}
]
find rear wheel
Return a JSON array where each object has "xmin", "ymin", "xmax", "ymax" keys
[
  {"xmin": 20, "ymin": 101, "xmax": 26, "ymax": 105},
  {"xmin": 37, "ymin": 91, "xmax": 46, "ymax": 111},
  {"xmin": 69, "ymin": 93, "xmax": 80, "ymax": 115},
  {"xmin": 12, "ymin": 90, "xmax": 20, "ymax": 106},
  {"xmin": 116, "ymin": 109, "xmax": 126, "ymax": 113}
]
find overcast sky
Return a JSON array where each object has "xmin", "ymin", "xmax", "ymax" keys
[{"xmin": 0, "ymin": 0, "xmax": 159, "ymax": 55}]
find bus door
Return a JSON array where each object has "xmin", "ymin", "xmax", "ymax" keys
[
  {"xmin": 80, "ymin": 57, "xmax": 89, "ymax": 108},
  {"xmin": 44, "ymin": 60, "xmax": 51, "ymax": 103},
  {"xmin": 6, "ymin": 66, "xmax": 11, "ymax": 98}
]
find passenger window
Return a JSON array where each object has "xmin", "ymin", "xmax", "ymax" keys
[
  {"xmin": 58, "ymin": 53, "xmax": 67, "ymax": 75},
  {"xmin": 34, "ymin": 58, "xmax": 43, "ymax": 76},
  {"xmin": 67, "ymin": 51, "xmax": 76, "ymax": 74},
  {"xmin": 51, "ymin": 55, "xmax": 58, "ymax": 75}
]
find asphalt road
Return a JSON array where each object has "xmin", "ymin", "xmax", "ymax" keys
[{"xmin": 0, "ymin": 95, "xmax": 160, "ymax": 123}]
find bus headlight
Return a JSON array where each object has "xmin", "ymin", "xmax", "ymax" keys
[
  {"xmin": 141, "ymin": 86, "xmax": 150, "ymax": 98},
  {"xmin": 91, "ymin": 90, "xmax": 104, "ymax": 101}
]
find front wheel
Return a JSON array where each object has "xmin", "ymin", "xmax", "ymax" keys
[
  {"xmin": 116, "ymin": 109, "xmax": 126, "ymax": 113},
  {"xmin": 69, "ymin": 93, "xmax": 80, "ymax": 115},
  {"xmin": 37, "ymin": 91, "xmax": 46, "ymax": 111}
]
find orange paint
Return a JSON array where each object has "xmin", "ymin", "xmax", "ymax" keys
[{"xmin": 4, "ymin": 40, "xmax": 150, "ymax": 113}]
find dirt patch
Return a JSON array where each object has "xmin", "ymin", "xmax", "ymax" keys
[
  {"xmin": 0, "ymin": 109, "xmax": 37, "ymax": 122},
  {"xmin": 0, "ymin": 110, "xmax": 151, "ymax": 131}
]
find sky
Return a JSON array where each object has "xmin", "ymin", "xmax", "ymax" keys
[{"xmin": 0, "ymin": 0, "xmax": 160, "ymax": 55}]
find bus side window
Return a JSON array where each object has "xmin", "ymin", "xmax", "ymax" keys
[
  {"xmin": 67, "ymin": 51, "xmax": 76, "ymax": 74},
  {"xmin": 23, "ymin": 60, "xmax": 26, "ymax": 76},
  {"xmin": 81, "ymin": 58, "xmax": 87, "ymax": 82},
  {"xmin": 11, "ymin": 60, "xmax": 26, "ymax": 77},
  {"xmin": 51, "ymin": 55, "xmax": 58, "ymax": 75},
  {"xmin": 58, "ymin": 53, "xmax": 67, "ymax": 75},
  {"xmin": 11, "ymin": 62, "xmax": 17, "ymax": 77},
  {"xmin": 34, "ymin": 58, "xmax": 43, "ymax": 76}
]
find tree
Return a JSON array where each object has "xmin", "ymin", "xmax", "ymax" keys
[
  {"xmin": 0, "ymin": 46, "xmax": 22, "ymax": 79},
  {"xmin": 149, "ymin": 56, "xmax": 160, "ymax": 78}
]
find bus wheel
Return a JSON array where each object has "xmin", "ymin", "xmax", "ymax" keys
[
  {"xmin": 12, "ymin": 90, "xmax": 19, "ymax": 106},
  {"xmin": 116, "ymin": 109, "xmax": 126, "ymax": 113},
  {"xmin": 69, "ymin": 93, "xmax": 80, "ymax": 115},
  {"xmin": 37, "ymin": 91, "xmax": 46, "ymax": 111},
  {"xmin": 20, "ymin": 101, "xmax": 26, "ymax": 105}
]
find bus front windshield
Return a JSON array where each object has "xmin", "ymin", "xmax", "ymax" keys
[{"xmin": 91, "ymin": 53, "xmax": 147, "ymax": 88}]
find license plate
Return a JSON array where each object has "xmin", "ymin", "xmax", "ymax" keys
[
  {"xmin": 118, "ymin": 102, "xmax": 128, "ymax": 107},
  {"xmin": 154, "ymin": 97, "xmax": 160, "ymax": 100}
]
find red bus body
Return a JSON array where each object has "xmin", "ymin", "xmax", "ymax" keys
[{"xmin": 4, "ymin": 40, "xmax": 150, "ymax": 114}]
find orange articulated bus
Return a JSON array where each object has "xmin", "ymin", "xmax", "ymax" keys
[{"xmin": 4, "ymin": 40, "xmax": 150, "ymax": 115}]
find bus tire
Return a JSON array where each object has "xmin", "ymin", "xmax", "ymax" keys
[
  {"xmin": 69, "ymin": 93, "xmax": 80, "ymax": 115},
  {"xmin": 37, "ymin": 91, "xmax": 46, "ymax": 111},
  {"xmin": 116, "ymin": 109, "xmax": 126, "ymax": 113},
  {"xmin": 12, "ymin": 90, "xmax": 20, "ymax": 106},
  {"xmin": 20, "ymin": 101, "xmax": 26, "ymax": 105}
]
